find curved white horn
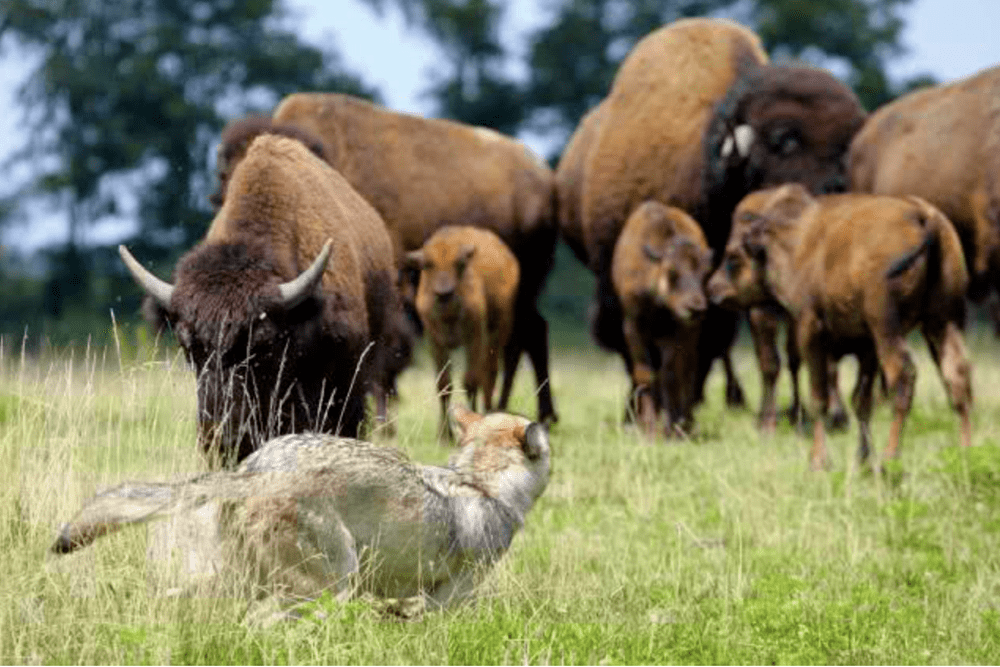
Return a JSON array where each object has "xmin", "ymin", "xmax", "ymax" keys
[
  {"xmin": 119, "ymin": 245, "xmax": 174, "ymax": 308},
  {"xmin": 278, "ymin": 240, "xmax": 333, "ymax": 309},
  {"xmin": 734, "ymin": 124, "xmax": 755, "ymax": 158}
]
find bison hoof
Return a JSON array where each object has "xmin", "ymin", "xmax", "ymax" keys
[
  {"xmin": 725, "ymin": 383, "xmax": 746, "ymax": 408},
  {"xmin": 827, "ymin": 409, "xmax": 849, "ymax": 432}
]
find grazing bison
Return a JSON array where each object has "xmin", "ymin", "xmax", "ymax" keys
[
  {"xmin": 579, "ymin": 17, "xmax": 866, "ymax": 420},
  {"xmin": 849, "ymin": 63, "xmax": 1000, "ymax": 303},
  {"xmin": 407, "ymin": 226, "xmax": 520, "ymax": 439},
  {"xmin": 214, "ymin": 94, "xmax": 559, "ymax": 425},
  {"xmin": 612, "ymin": 202, "xmax": 711, "ymax": 437},
  {"xmin": 121, "ymin": 134, "xmax": 405, "ymax": 467},
  {"xmin": 707, "ymin": 185, "xmax": 972, "ymax": 470}
]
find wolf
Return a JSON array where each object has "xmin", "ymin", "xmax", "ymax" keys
[{"xmin": 51, "ymin": 406, "xmax": 551, "ymax": 611}]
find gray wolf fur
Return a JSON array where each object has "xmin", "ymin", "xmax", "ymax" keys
[{"xmin": 51, "ymin": 406, "xmax": 551, "ymax": 609}]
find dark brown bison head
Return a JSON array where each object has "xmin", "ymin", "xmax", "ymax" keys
[
  {"xmin": 701, "ymin": 64, "xmax": 865, "ymax": 252},
  {"xmin": 120, "ymin": 239, "xmax": 338, "ymax": 467}
]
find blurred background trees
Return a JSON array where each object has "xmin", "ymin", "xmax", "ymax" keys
[{"xmin": 0, "ymin": 0, "xmax": 934, "ymax": 344}]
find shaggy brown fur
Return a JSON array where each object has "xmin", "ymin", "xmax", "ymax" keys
[
  {"xmin": 556, "ymin": 101, "xmax": 606, "ymax": 268},
  {"xmin": 408, "ymin": 226, "xmax": 520, "ymax": 439},
  {"xmin": 849, "ymin": 64, "xmax": 1000, "ymax": 302},
  {"xmin": 707, "ymin": 185, "xmax": 972, "ymax": 470},
  {"xmin": 213, "ymin": 94, "xmax": 559, "ymax": 425},
  {"xmin": 125, "ymin": 135, "xmax": 405, "ymax": 466},
  {"xmin": 612, "ymin": 202, "xmax": 711, "ymax": 437},
  {"xmin": 579, "ymin": 18, "xmax": 866, "ymax": 424}
]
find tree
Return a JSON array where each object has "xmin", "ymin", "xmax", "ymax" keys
[
  {"xmin": 0, "ymin": 0, "xmax": 377, "ymax": 328},
  {"xmin": 359, "ymin": 0, "xmax": 524, "ymax": 133}
]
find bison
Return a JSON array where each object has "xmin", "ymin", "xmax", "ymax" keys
[
  {"xmin": 407, "ymin": 226, "xmax": 520, "ymax": 439},
  {"xmin": 213, "ymin": 94, "xmax": 559, "ymax": 426},
  {"xmin": 578, "ymin": 18, "xmax": 866, "ymax": 422},
  {"xmin": 120, "ymin": 134, "xmax": 405, "ymax": 467},
  {"xmin": 707, "ymin": 185, "xmax": 972, "ymax": 470},
  {"xmin": 849, "ymin": 63, "xmax": 1000, "ymax": 304},
  {"xmin": 612, "ymin": 201, "xmax": 711, "ymax": 437}
]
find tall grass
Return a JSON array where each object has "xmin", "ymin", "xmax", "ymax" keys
[{"xmin": 2, "ymin": 323, "xmax": 1000, "ymax": 664}]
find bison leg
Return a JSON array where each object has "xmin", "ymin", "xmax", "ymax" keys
[
  {"xmin": 799, "ymin": 315, "xmax": 831, "ymax": 471},
  {"xmin": 923, "ymin": 321, "xmax": 973, "ymax": 449},
  {"xmin": 500, "ymin": 303, "xmax": 558, "ymax": 425},
  {"xmin": 463, "ymin": 328, "xmax": 487, "ymax": 414},
  {"xmin": 825, "ymin": 360, "xmax": 850, "ymax": 432},
  {"xmin": 874, "ymin": 332, "xmax": 916, "ymax": 462},
  {"xmin": 851, "ymin": 348, "xmax": 879, "ymax": 466},
  {"xmin": 748, "ymin": 306, "xmax": 782, "ymax": 432},
  {"xmin": 661, "ymin": 325, "xmax": 700, "ymax": 438},
  {"xmin": 432, "ymin": 344, "xmax": 453, "ymax": 442},
  {"xmin": 623, "ymin": 315, "xmax": 658, "ymax": 437},
  {"xmin": 692, "ymin": 307, "xmax": 743, "ymax": 409}
]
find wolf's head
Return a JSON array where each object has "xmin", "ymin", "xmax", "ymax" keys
[{"xmin": 447, "ymin": 405, "xmax": 551, "ymax": 512}]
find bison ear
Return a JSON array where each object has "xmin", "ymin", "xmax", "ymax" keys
[
  {"xmin": 768, "ymin": 184, "xmax": 813, "ymax": 223},
  {"xmin": 720, "ymin": 124, "xmax": 755, "ymax": 160},
  {"xmin": 448, "ymin": 404, "xmax": 482, "ymax": 441},
  {"xmin": 405, "ymin": 249, "xmax": 425, "ymax": 271}
]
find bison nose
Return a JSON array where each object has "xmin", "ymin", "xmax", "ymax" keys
[
  {"xmin": 435, "ymin": 288, "xmax": 455, "ymax": 304},
  {"xmin": 691, "ymin": 292, "xmax": 708, "ymax": 315}
]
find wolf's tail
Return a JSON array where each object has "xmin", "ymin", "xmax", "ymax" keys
[{"xmin": 51, "ymin": 472, "xmax": 235, "ymax": 554}]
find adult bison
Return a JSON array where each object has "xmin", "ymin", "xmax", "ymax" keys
[
  {"xmin": 214, "ymin": 95, "xmax": 559, "ymax": 425},
  {"xmin": 579, "ymin": 17, "xmax": 866, "ymax": 419},
  {"xmin": 121, "ymin": 134, "xmax": 404, "ymax": 467},
  {"xmin": 849, "ymin": 63, "xmax": 1000, "ymax": 304}
]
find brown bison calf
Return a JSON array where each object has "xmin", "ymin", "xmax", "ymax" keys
[
  {"xmin": 612, "ymin": 202, "xmax": 711, "ymax": 437},
  {"xmin": 707, "ymin": 185, "xmax": 972, "ymax": 470},
  {"xmin": 408, "ymin": 226, "xmax": 520, "ymax": 438}
]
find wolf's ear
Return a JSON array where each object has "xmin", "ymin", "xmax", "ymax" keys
[
  {"xmin": 522, "ymin": 422, "xmax": 549, "ymax": 460},
  {"xmin": 448, "ymin": 405, "xmax": 482, "ymax": 440}
]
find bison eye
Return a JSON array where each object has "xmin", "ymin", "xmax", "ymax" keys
[
  {"xmin": 769, "ymin": 129, "xmax": 801, "ymax": 156},
  {"xmin": 724, "ymin": 254, "xmax": 740, "ymax": 276}
]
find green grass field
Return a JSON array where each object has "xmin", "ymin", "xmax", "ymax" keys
[{"xmin": 2, "ymin": 318, "xmax": 1000, "ymax": 664}]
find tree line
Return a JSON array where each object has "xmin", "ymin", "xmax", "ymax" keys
[{"xmin": 0, "ymin": 0, "xmax": 932, "ymax": 345}]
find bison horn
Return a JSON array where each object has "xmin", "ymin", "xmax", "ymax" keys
[
  {"xmin": 277, "ymin": 240, "xmax": 334, "ymax": 309},
  {"xmin": 118, "ymin": 245, "xmax": 175, "ymax": 309},
  {"xmin": 720, "ymin": 124, "xmax": 755, "ymax": 159},
  {"xmin": 733, "ymin": 124, "xmax": 755, "ymax": 157}
]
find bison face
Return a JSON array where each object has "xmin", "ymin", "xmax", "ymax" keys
[
  {"xmin": 643, "ymin": 240, "xmax": 711, "ymax": 324},
  {"xmin": 706, "ymin": 65, "xmax": 866, "ymax": 216},
  {"xmin": 707, "ymin": 239, "xmax": 768, "ymax": 310},
  {"xmin": 120, "ymin": 241, "xmax": 334, "ymax": 467},
  {"xmin": 408, "ymin": 242, "xmax": 477, "ymax": 349}
]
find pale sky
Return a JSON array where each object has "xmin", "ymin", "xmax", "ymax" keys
[{"xmin": 1, "ymin": 0, "xmax": 999, "ymax": 251}]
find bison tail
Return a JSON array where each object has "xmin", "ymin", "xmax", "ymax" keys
[
  {"xmin": 885, "ymin": 230, "xmax": 936, "ymax": 280},
  {"xmin": 51, "ymin": 474, "xmax": 219, "ymax": 555}
]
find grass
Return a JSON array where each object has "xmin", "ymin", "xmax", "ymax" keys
[{"xmin": 2, "ymin": 319, "xmax": 1000, "ymax": 664}]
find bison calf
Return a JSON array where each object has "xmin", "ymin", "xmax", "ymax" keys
[
  {"xmin": 408, "ymin": 226, "xmax": 520, "ymax": 439},
  {"xmin": 707, "ymin": 185, "xmax": 972, "ymax": 470},
  {"xmin": 612, "ymin": 202, "xmax": 711, "ymax": 437}
]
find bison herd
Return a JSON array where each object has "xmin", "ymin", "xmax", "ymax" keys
[{"xmin": 119, "ymin": 17, "xmax": 997, "ymax": 472}]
